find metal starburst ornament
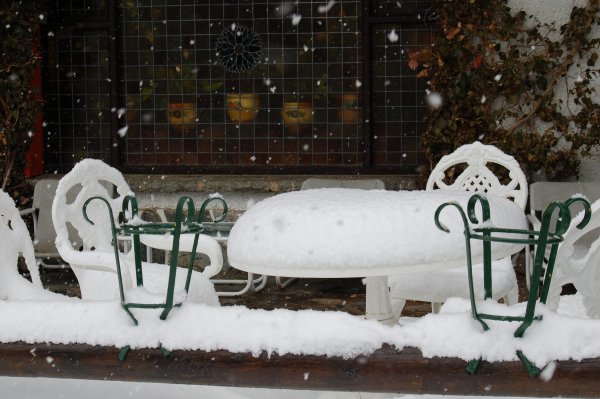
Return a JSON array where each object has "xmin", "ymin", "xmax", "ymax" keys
[{"xmin": 216, "ymin": 25, "xmax": 262, "ymax": 73}]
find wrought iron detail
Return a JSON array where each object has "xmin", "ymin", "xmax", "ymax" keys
[
  {"xmin": 82, "ymin": 194, "xmax": 229, "ymax": 325},
  {"xmin": 435, "ymin": 194, "xmax": 592, "ymax": 375},
  {"xmin": 216, "ymin": 25, "xmax": 262, "ymax": 73}
]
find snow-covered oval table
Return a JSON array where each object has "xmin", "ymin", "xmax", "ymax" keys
[{"xmin": 227, "ymin": 189, "xmax": 528, "ymax": 324}]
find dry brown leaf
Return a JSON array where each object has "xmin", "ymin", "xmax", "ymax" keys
[{"xmin": 446, "ymin": 26, "xmax": 461, "ymax": 40}]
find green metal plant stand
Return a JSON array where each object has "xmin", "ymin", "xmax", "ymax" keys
[
  {"xmin": 83, "ymin": 194, "xmax": 228, "ymax": 325},
  {"xmin": 435, "ymin": 194, "xmax": 592, "ymax": 375}
]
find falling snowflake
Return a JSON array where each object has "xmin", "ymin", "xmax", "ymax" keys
[
  {"xmin": 216, "ymin": 25, "xmax": 263, "ymax": 73},
  {"xmin": 117, "ymin": 126, "xmax": 128, "ymax": 137},
  {"xmin": 387, "ymin": 29, "xmax": 399, "ymax": 43},
  {"xmin": 291, "ymin": 14, "xmax": 302, "ymax": 25},
  {"xmin": 426, "ymin": 91, "xmax": 443, "ymax": 108},
  {"xmin": 318, "ymin": 0, "xmax": 336, "ymax": 13}
]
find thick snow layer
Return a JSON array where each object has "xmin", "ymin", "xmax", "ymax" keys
[
  {"xmin": 228, "ymin": 189, "xmax": 527, "ymax": 277},
  {"xmin": 0, "ymin": 293, "xmax": 599, "ymax": 367}
]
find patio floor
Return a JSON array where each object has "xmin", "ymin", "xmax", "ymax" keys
[{"xmin": 37, "ymin": 253, "xmax": 531, "ymax": 317}]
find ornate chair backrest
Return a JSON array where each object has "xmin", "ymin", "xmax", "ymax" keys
[
  {"xmin": 52, "ymin": 159, "xmax": 133, "ymax": 256},
  {"xmin": 426, "ymin": 141, "xmax": 528, "ymax": 209},
  {"xmin": 0, "ymin": 190, "xmax": 43, "ymax": 290}
]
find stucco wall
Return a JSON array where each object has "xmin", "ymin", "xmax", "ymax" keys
[{"xmin": 508, "ymin": 0, "xmax": 600, "ymax": 181}]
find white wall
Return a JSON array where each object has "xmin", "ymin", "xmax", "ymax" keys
[{"xmin": 508, "ymin": 0, "xmax": 600, "ymax": 181}]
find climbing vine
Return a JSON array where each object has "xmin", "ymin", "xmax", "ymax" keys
[
  {"xmin": 0, "ymin": 1, "xmax": 46, "ymax": 204},
  {"xmin": 418, "ymin": 0, "xmax": 600, "ymax": 181}
]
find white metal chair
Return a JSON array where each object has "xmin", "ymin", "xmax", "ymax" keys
[
  {"xmin": 19, "ymin": 179, "xmax": 81, "ymax": 268},
  {"xmin": 389, "ymin": 141, "xmax": 528, "ymax": 316},
  {"xmin": 525, "ymin": 181, "xmax": 600, "ymax": 290},
  {"xmin": 545, "ymin": 198, "xmax": 600, "ymax": 317},
  {"xmin": 275, "ymin": 178, "xmax": 386, "ymax": 289},
  {"xmin": 0, "ymin": 190, "xmax": 62, "ymax": 300},
  {"xmin": 52, "ymin": 159, "xmax": 222, "ymax": 307}
]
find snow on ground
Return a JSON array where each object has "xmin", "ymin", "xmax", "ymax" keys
[{"xmin": 0, "ymin": 293, "xmax": 598, "ymax": 367}]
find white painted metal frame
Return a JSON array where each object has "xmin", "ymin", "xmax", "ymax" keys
[{"xmin": 426, "ymin": 141, "xmax": 528, "ymax": 207}]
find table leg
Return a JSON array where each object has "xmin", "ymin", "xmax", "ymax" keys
[{"xmin": 365, "ymin": 276, "xmax": 396, "ymax": 325}]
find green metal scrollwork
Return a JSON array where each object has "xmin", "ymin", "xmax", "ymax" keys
[
  {"xmin": 198, "ymin": 196, "xmax": 229, "ymax": 223},
  {"xmin": 83, "ymin": 194, "xmax": 206, "ymax": 325},
  {"xmin": 435, "ymin": 194, "xmax": 592, "ymax": 375},
  {"xmin": 197, "ymin": 196, "xmax": 233, "ymax": 239}
]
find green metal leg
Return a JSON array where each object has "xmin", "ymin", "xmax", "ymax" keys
[
  {"xmin": 118, "ymin": 345, "xmax": 131, "ymax": 362},
  {"xmin": 466, "ymin": 358, "xmax": 481, "ymax": 374},
  {"xmin": 517, "ymin": 350, "xmax": 540, "ymax": 377}
]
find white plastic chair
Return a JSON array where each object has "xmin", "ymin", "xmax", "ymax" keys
[
  {"xmin": 19, "ymin": 179, "xmax": 81, "ymax": 268},
  {"xmin": 525, "ymin": 182, "xmax": 600, "ymax": 290},
  {"xmin": 389, "ymin": 141, "xmax": 527, "ymax": 316},
  {"xmin": 545, "ymin": 198, "xmax": 600, "ymax": 317},
  {"xmin": 0, "ymin": 190, "xmax": 62, "ymax": 300},
  {"xmin": 51, "ymin": 159, "xmax": 222, "ymax": 308}
]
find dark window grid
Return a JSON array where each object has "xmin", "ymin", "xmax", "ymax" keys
[
  {"xmin": 54, "ymin": 0, "xmax": 108, "ymax": 18},
  {"xmin": 120, "ymin": 0, "xmax": 361, "ymax": 167},
  {"xmin": 45, "ymin": 30, "xmax": 112, "ymax": 169},
  {"xmin": 370, "ymin": 22, "xmax": 431, "ymax": 167},
  {"xmin": 45, "ymin": 0, "xmax": 436, "ymax": 170}
]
